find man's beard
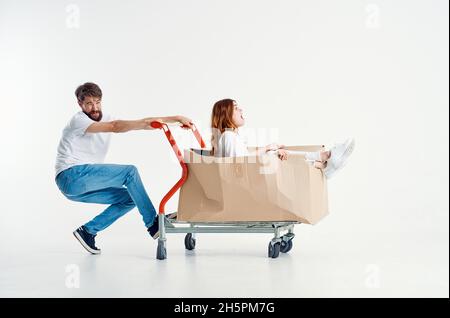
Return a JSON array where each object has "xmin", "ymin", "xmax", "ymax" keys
[{"xmin": 84, "ymin": 110, "xmax": 103, "ymax": 122}]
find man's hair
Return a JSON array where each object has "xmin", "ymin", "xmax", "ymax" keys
[{"xmin": 75, "ymin": 82, "xmax": 102, "ymax": 102}]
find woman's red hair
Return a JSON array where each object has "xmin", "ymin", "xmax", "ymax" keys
[{"xmin": 210, "ymin": 99, "xmax": 237, "ymax": 155}]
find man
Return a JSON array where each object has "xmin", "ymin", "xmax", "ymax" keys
[{"xmin": 55, "ymin": 82, "xmax": 192, "ymax": 254}]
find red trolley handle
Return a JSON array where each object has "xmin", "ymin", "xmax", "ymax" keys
[{"xmin": 150, "ymin": 121, "xmax": 206, "ymax": 214}]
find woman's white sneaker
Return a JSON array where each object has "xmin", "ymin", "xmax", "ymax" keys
[
  {"xmin": 324, "ymin": 161, "xmax": 336, "ymax": 178},
  {"xmin": 324, "ymin": 138, "xmax": 355, "ymax": 179}
]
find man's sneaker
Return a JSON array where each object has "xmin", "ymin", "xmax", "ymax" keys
[
  {"xmin": 73, "ymin": 226, "xmax": 101, "ymax": 255},
  {"xmin": 147, "ymin": 216, "xmax": 160, "ymax": 239}
]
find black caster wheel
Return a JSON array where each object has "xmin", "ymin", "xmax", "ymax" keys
[
  {"xmin": 156, "ymin": 241, "xmax": 167, "ymax": 260},
  {"xmin": 268, "ymin": 242, "xmax": 281, "ymax": 258},
  {"xmin": 184, "ymin": 233, "xmax": 196, "ymax": 250},
  {"xmin": 280, "ymin": 239, "xmax": 293, "ymax": 253}
]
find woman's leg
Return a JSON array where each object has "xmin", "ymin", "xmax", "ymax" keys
[{"xmin": 286, "ymin": 150, "xmax": 330, "ymax": 166}]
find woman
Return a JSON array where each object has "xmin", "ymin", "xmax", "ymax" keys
[{"xmin": 210, "ymin": 99, "xmax": 355, "ymax": 178}]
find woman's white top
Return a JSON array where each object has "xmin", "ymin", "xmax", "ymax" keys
[{"xmin": 215, "ymin": 130, "xmax": 250, "ymax": 157}]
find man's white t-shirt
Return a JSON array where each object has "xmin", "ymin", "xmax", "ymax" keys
[
  {"xmin": 55, "ymin": 111, "xmax": 113, "ymax": 176},
  {"xmin": 215, "ymin": 130, "xmax": 250, "ymax": 157}
]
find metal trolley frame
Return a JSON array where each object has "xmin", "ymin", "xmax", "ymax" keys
[{"xmin": 151, "ymin": 121, "xmax": 299, "ymax": 260}]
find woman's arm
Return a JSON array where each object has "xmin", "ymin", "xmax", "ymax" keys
[{"xmin": 254, "ymin": 143, "xmax": 287, "ymax": 160}]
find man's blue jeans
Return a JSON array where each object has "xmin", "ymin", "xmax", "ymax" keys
[{"xmin": 55, "ymin": 164, "xmax": 156, "ymax": 235}]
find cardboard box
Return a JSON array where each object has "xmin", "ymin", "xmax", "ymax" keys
[{"xmin": 177, "ymin": 146, "xmax": 329, "ymax": 224}]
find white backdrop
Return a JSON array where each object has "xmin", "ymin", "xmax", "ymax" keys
[{"xmin": 0, "ymin": 0, "xmax": 448, "ymax": 297}]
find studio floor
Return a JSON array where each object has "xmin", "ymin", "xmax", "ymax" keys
[{"xmin": 1, "ymin": 225, "xmax": 447, "ymax": 298}]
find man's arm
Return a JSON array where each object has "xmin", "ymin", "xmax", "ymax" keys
[
  {"xmin": 86, "ymin": 115, "xmax": 192, "ymax": 133},
  {"xmin": 143, "ymin": 115, "xmax": 192, "ymax": 126}
]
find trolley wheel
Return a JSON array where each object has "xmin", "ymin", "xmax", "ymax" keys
[
  {"xmin": 268, "ymin": 242, "xmax": 281, "ymax": 258},
  {"xmin": 280, "ymin": 239, "xmax": 293, "ymax": 253},
  {"xmin": 184, "ymin": 233, "xmax": 196, "ymax": 250},
  {"xmin": 156, "ymin": 241, "xmax": 167, "ymax": 260}
]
